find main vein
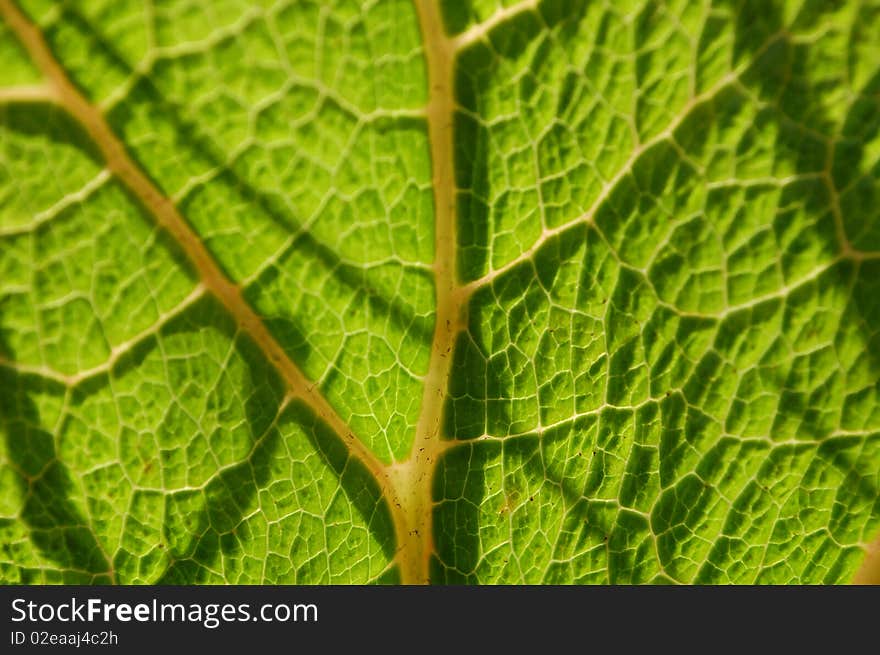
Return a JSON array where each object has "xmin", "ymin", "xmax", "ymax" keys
[
  {"xmin": 388, "ymin": 0, "xmax": 468, "ymax": 585},
  {"xmin": 0, "ymin": 0, "xmax": 407, "ymax": 554}
]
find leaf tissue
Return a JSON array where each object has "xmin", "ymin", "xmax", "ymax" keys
[{"xmin": 1, "ymin": 0, "xmax": 879, "ymax": 584}]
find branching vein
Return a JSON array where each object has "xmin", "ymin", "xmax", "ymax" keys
[{"xmin": 0, "ymin": 0, "xmax": 407, "ymax": 545}]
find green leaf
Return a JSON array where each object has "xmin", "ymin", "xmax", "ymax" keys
[{"xmin": 1, "ymin": 0, "xmax": 879, "ymax": 584}]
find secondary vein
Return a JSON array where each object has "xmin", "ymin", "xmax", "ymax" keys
[{"xmin": 0, "ymin": 0, "xmax": 404, "ymax": 533}]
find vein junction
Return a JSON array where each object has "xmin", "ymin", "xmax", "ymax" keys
[{"xmin": 0, "ymin": 0, "xmax": 470, "ymax": 585}]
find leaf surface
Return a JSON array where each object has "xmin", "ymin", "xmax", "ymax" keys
[{"xmin": 1, "ymin": 0, "xmax": 879, "ymax": 584}]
